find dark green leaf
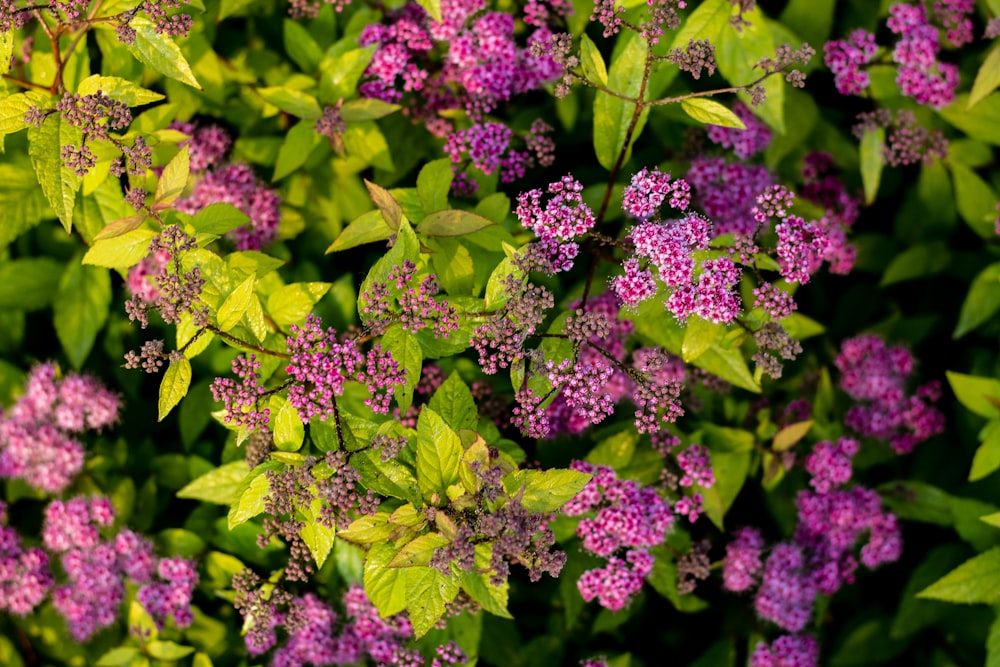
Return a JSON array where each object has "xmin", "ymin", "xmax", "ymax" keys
[
  {"xmin": 953, "ymin": 264, "xmax": 1000, "ymax": 338},
  {"xmin": 191, "ymin": 202, "xmax": 250, "ymax": 235},
  {"xmin": 382, "ymin": 326, "xmax": 422, "ymax": 414},
  {"xmin": 715, "ymin": 5, "xmax": 784, "ymax": 132},
  {"xmin": 880, "ymin": 241, "xmax": 950, "ymax": 286},
  {"xmin": 283, "ymin": 19, "xmax": 323, "ymax": 71},
  {"xmin": 53, "ymin": 259, "xmax": 112, "ymax": 369},
  {"xmin": 273, "ymin": 119, "xmax": 323, "ymax": 181},
  {"xmin": 0, "ymin": 258, "xmax": 62, "ymax": 311}
]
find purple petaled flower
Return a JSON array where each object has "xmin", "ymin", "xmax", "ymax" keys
[
  {"xmin": 612, "ymin": 258, "xmax": 658, "ymax": 307},
  {"xmin": 171, "ymin": 122, "xmax": 232, "ymax": 172},
  {"xmin": 722, "ymin": 527, "xmax": 765, "ymax": 592},
  {"xmin": 0, "ymin": 525, "xmax": 53, "ymax": 616},
  {"xmin": 361, "ymin": 344, "xmax": 407, "ymax": 414},
  {"xmin": 577, "ymin": 551, "xmax": 651, "ymax": 611},
  {"xmin": 517, "ymin": 175, "xmax": 595, "ymax": 243},
  {"xmin": 210, "ymin": 354, "xmax": 271, "ymax": 432},
  {"xmin": 622, "ymin": 167, "xmax": 690, "ymax": 220},
  {"xmin": 687, "ymin": 157, "xmax": 774, "ymax": 236},
  {"xmin": 805, "ymin": 438, "xmax": 858, "ymax": 494},
  {"xmin": 775, "ymin": 216, "xmax": 830, "ymax": 284},
  {"xmin": 885, "ymin": 2, "xmax": 961, "ymax": 108},
  {"xmin": 285, "ymin": 315, "xmax": 365, "ymax": 422},
  {"xmin": 750, "ymin": 634, "xmax": 819, "ymax": 667},
  {"xmin": 754, "ymin": 543, "xmax": 817, "ymax": 632},
  {"xmin": 753, "ymin": 282, "xmax": 797, "ymax": 320},
  {"xmin": 706, "ymin": 102, "xmax": 773, "ymax": 159},
  {"xmin": 824, "ymin": 29, "xmax": 878, "ymax": 96}
]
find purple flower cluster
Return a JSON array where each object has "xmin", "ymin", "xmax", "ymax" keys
[
  {"xmin": 171, "ymin": 121, "xmax": 232, "ymax": 172},
  {"xmin": 358, "ymin": 0, "xmax": 562, "ymax": 130},
  {"xmin": 444, "ymin": 119, "xmax": 555, "ymax": 194},
  {"xmin": 824, "ymin": 29, "xmax": 878, "ymax": 96},
  {"xmin": 0, "ymin": 363, "xmax": 119, "ymax": 493},
  {"xmin": 621, "ymin": 167, "xmax": 691, "ymax": 220},
  {"xmin": 687, "ymin": 157, "xmax": 773, "ymax": 237},
  {"xmin": 934, "ymin": 0, "xmax": 975, "ymax": 46},
  {"xmin": 286, "ymin": 315, "xmax": 406, "ymax": 419},
  {"xmin": 706, "ymin": 102, "xmax": 773, "ymax": 159},
  {"xmin": 615, "ymin": 213, "xmax": 712, "ymax": 308},
  {"xmin": 887, "ymin": 2, "xmax": 960, "ymax": 107},
  {"xmin": 723, "ymin": 432, "xmax": 902, "ymax": 634},
  {"xmin": 853, "ymin": 108, "xmax": 948, "ymax": 167},
  {"xmin": 211, "ymin": 354, "xmax": 271, "ymax": 432},
  {"xmin": 472, "ymin": 276, "xmax": 553, "ymax": 375},
  {"xmin": 176, "ymin": 162, "xmax": 281, "ymax": 251},
  {"xmin": 0, "ymin": 501, "xmax": 53, "ymax": 616},
  {"xmin": 630, "ymin": 347, "xmax": 685, "ymax": 434},
  {"xmin": 835, "ymin": 335, "xmax": 945, "ymax": 453},
  {"xmin": 360, "ymin": 260, "xmax": 458, "ymax": 337},
  {"xmin": 666, "ymin": 38, "xmax": 717, "ymax": 80},
  {"xmin": 750, "ymin": 634, "xmax": 819, "ymax": 667},
  {"xmin": 563, "ymin": 461, "xmax": 673, "ymax": 610},
  {"xmin": 41, "ymin": 497, "xmax": 196, "ymax": 640},
  {"xmin": 516, "ymin": 175, "xmax": 595, "ymax": 273}
]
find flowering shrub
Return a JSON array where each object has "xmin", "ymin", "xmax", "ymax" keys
[{"xmin": 1, "ymin": 0, "xmax": 1000, "ymax": 665}]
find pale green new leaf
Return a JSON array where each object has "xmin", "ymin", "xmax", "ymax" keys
[
  {"xmin": 416, "ymin": 159, "xmax": 452, "ymax": 214},
  {"xmin": 227, "ymin": 470, "xmax": 271, "ymax": 529},
  {"xmin": 594, "ymin": 32, "xmax": 648, "ymax": 171},
  {"xmin": 953, "ymin": 263, "xmax": 1000, "ymax": 338},
  {"xmin": 126, "ymin": 17, "xmax": 201, "ymax": 88},
  {"xmin": 386, "ymin": 532, "xmax": 449, "ymax": 568},
  {"xmin": 326, "ymin": 210, "xmax": 394, "ymax": 253},
  {"xmin": 158, "ymin": 357, "xmax": 192, "ymax": 421},
  {"xmin": 506, "ymin": 469, "xmax": 592, "ymax": 513},
  {"xmin": 416, "ymin": 210, "xmax": 495, "ymax": 237},
  {"xmin": 382, "ymin": 326, "xmax": 422, "ymax": 414},
  {"xmin": 406, "ymin": 567, "xmax": 458, "ymax": 638},
  {"xmin": 947, "ymin": 371, "xmax": 1000, "ymax": 417},
  {"xmin": 681, "ymin": 98, "xmax": 747, "ymax": 129},
  {"xmin": 267, "ymin": 282, "xmax": 331, "ymax": 327}
]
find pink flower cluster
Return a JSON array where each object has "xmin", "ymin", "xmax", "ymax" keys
[
  {"xmin": 706, "ymin": 102, "xmax": 773, "ymax": 159},
  {"xmin": 0, "ymin": 363, "xmax": 119, "ymax": 493},
  {"xmin": 444, "ymin": 119, "xmax": 555, "ymax": 195},
  {"xmin": 824, "ymin": 29, "xmax": 878, "ymax": 96},
  {"xmin": 42, "ymin": 497, "xmax": 196, "ymax": 640},
  {"xmin": 516, "ymin": 175, "xmax": 596, "ymax": 273},
  {"xmin": 360, "ymin": 260, "xmax": 458, "ymax": 337},
  {"xmin": 723, "ymin": 433, "xmax": 902, "ymax": 635},
  {"xmin": 286, "ymin": 315, "xmax": 406, "ymax": 420},
  {"xmin": 358, "ymin": 0, "xmax": 562, "ymax": 131},
  {"xmin": 887, "ymin": 2, "xmax": 960, "ymax": 107},
  {"xmin": 750, "ymin": 634, "xmax": 820, "ymax": 667},
  {"xmin": 687, "ymin": 157, "xmax": 773, "ymax": 236},
  {"xmin": 563, "ymin": 461, "xmax": 672, "ymax": 610},
  {"xmin": 835, "ymin": 335, "xmax": 945, "ymax": 453},
  {"xmin": 173, "ymin": 123, "xmax": 281, "ymax": 250},
  {"xmin": 0, "ymin": 501, "xmax": 53, "ymax": 616},
  {"xmin": 211, "ymin": 354, "xmax": 270, "ymax": 432},
  {"xmin": 621, "ymin": 167, "xmax": 691, "ymax": 220}
]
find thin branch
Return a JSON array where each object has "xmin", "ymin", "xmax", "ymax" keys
[
  {"xmin": 205, "ymin": 324, "xmax": 292, "ymax": 359},
  {"xmin": 1, "ymin": 74, "xmax": 50, "ymax": 91}
]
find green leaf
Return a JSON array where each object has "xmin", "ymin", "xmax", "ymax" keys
[
  {"xmin": 953, "ymin": 264, "xmax": 1000, "ymax": 338},
  {"xmin": 716, "ymin": 6, "xmax": 784, "ymax": 133},
  {"xmin": 969, "ymin": 421, "xmax": 1000, "ymax": 482},
  {"xmin": 0, "ymin": 92, "xmax": 41, "ymax": 145},
  {"xmin": 126, "ymin": 16, "xmax": 200, "ymax": 88},
  {"xmin": 692, "ymin": 343, "xmax": 759, "ymax": 393},
  {"xmin": 216, "ymin": 273, "xmax": 256, "ymax": 331},
  {"xmin": 191, "ymin": 202, "xmax": 250, "ymax": 235},
  {"xmin": 54, "ymin": 259, "xmax": 112, "ymax": 369},
  {"xmin": 593, "ymin": 32, "xmax": 649, "ymax": 171},
  {"xmin": 428, "ymin": 371, "xmax": 478, "ymax": 431},
  {"xmin": 96, "ymin": 647, "xmax": 139, "ymax": 666},
  {"xmin": 339, "ymin": 513, "xmax": 397, "ymax": 544},
  {"xmin": 417, "ymin": 209, "xmax": 496, "ymax": 237},
  {"xmin": 155, "ymin": 146, "xmax": 189, "ymax": 206},
  {"xmin": 159, "ymin": 357, "xmax": 192, "ymax": 421},
  {"xmin": 506, "ymin": 469, "xmax": 592, "ymax": 513},
  {"xmin": 267, "ymin": 282, "xmax": 331, "ymax": 327},
  {"xmin": 76, "ymin": 74, "xmax": 165, "ymax": 105},
  {"xmin": 273, "ymin": 119, "xmax": 323, "ymax": 181},
  {"xmin": 326, "ymin": 209, "xmax": 394, "ymax": 253},
  {"xmin": 941, "ymin": 93, "xmax": 1000, "ymax": 145},
  {"xmin": 365, "ymin": 542, "xmax": 409, "ymax": 617},
  {"xmin": 586, "ymin": 430, "xmax": 639, "ymax": 469},
  {"xmin": 416, "ymin": 408, "xmax": 464, "ymax": 500},
  {"xmin": 227, "ymin": 468, "xmax": 272, "ymax": 529},
  {"xmin": 129, "ymin": 599, "xmax": 159, "ymax": 641},
  {"xmin": 970, "ymin": 43, "xmax": 1000, "ymax": 109},
  {"xmin": 859, "ymin": 127, "xmax": 884, "ymax": 205},
  {"xmin": 415, "ymin": 0, "xmax": 441, "ymax": 21},
  {"xmin": 0, "ymin": 161, "xmax": 49, "ymax": 247},
  {"xmin": 0, "ymin": 31, "xmax": 11, "ymax": 77},
  {"xmin": 680, "ymin": 98, "xmax": 747, "ymax": 129},
  {"xmin": 82, "ymin": 228, "xmax": 158, "ymax": 269},
  {"xmin": 299, "ymin": 495, "xmax": 336, "ymax": 568},
  {"xmin": 461, "ymin": 544, "xmax": 513, "ymax": 618},
  {"xmin": 273, "ymin": 396, "xmax": 305, "ymax": 451},
  {"xmin": 382, "ymin": 326, "xmax": 422, "ymax": 414},
  {"xmin": 879, "ymin": 480, "xmax": 955, "ymax": 526},
  {"xmin": 93, "ymin": 214, "xmax": 147, "ymax": 241},
  {"xmin": 177, "ymin": 460, "xmax": 250, "ymax": 504},
  {"xmin": 318, "ymin": 46, "xmax": 376, "ymax": 102},
  {"xmin": 283, "ymin": 19, "xmax": 323, "ymax": 71},
  {"xmin": 387, "ymin": 532, "xmax": 450, "ymax": 568},
  {"xmin": 406, "ymin": 567, "xmax": 459, "ymax": 638},
  {"xmin": 949, "ymin": 161, "xmax": 997, "ymax": 238},
  {"xmin": 0, "ymin": 258, "xmax": 63, "ymax": 311},
  {"xmin": 146, "ymin": 641, "xmax": 195, "ymax": 661},
  {"xmin": 681, "ymin": 316, "xmax": 723, "ymax": 362},
  {"xmin": 28, "ymin": 115, "xmax": 81, "ymax": 232},
  {"xmin": 669, "ymin": 0, "xmax": 730, "ymax": 57},
  {"xmin": 701, "ymin": 451, "xmax": 750, "ymax": 530},
  {"xmin": 340, "ymin": 98, "xmax": 401, "ymax": 122},
  {"xmin": 580, "ymin": 33, "xmax": 608, "ymax": 86},
  {"xmin": 947, "ymin": 371, "xmax": 1000, "ymax": 417},
  {"xmin": 988, "ymin": 607, "xmax": 1000, "ymax": 667},
  {"xmin": 416, "ymin": 159, "xmax": 453, "ymax": 214},
  {"xmin": 357, "ymin": 220, "xmax": 419, "ymax": 325},
  {"xmin": 773, "ymin": 420, "xmax": 813, "ymax": 452},
  {"xmin": 342, "ymin": 121, "xmax": 394, "ymax": 170},
  {"xmin": 880, "ymin": 241, "xmax": 951, "ymax": 286},
  {"xmin": 918, "ymin": 547, "xmax": 1000, "ymax": 603}
]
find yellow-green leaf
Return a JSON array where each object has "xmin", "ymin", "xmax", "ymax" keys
[
  {"xmin": 773, "ymin": 419, "xmax": 814, "ymax": 451},
  {"xmin": 158, "ymin": 357, "xmax": 191, "ymax": 421},
  {"xmin": 216, "ymin": 272, "xmax": 256, "ymax": 331},
  {"xmin": 969, "ymin": 42, "xmax": 1000, "ymax": 110},
  {"xmin": 580, "ymin": 33, "xmax": 608, "ymax": 86},
  {"xmin": 680, "ymin": 98, "xmax": 747, "ymax": 129},
  {"xmin": 155, "ymin": 145, "xmax": 189, "ymax": 205}
]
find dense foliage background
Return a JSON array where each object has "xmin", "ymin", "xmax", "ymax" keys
[{"xmin": 2, "ymin": 0, "xmax": 1000, "ymax": 665}]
